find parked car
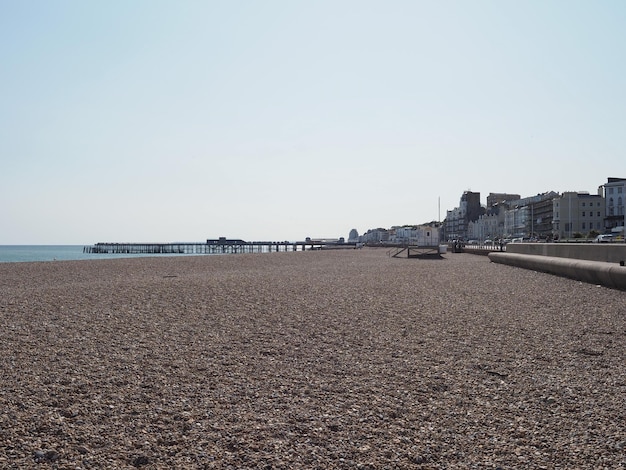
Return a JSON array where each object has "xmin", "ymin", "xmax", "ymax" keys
[{"xmin": 593, "ymin": 234, "xmax": 614, "ymax": 243}]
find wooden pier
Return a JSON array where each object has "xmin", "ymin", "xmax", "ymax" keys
[{"xmin": 83, "ymin": 238, "xmax": 357, "ymax": 255}]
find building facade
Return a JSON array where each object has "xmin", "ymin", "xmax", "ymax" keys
[
  {"xmin": 600, "ymin": 177, "xmax": 625, "ymax": 232},
  {"xmin": 360, "ymin": 228, "xmax": 390, "ymax": 244},
  {"xmin": 552, "ymin": 192, "xmax": 605, "ymax": 240},
  {"xmin": 391, "ymin": 225, "xmax": 441, "ymax": 245},
  {"xmin": 444, "ymin": 191, "xmax": 483, "ymax": 241},
  {"xmin": 468, "ymin": 211, "xmax": 501, "ymax": 241},
  {"xmin": 468, "ymin": 192, "xmax": 557, "ymax": 240},
  {"xmin": 486, "ymin": 193, "xmax": 520, "ymax": 209}
]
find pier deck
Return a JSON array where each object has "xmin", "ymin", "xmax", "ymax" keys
[{"xmin": 84, "ymin": 240, "xmax": 357, "ymax": 255}]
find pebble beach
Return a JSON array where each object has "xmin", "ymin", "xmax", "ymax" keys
[{"xmin": 1, "ymin": 248, "xmax": 626, "ymax": 469}]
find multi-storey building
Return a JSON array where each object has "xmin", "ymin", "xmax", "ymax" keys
[
  {"xmin": 486, "ymin": 193, "xmax": 520, "ymax": 209},
  {"xmin": 468, "ymin": 211, "xmax": 501, "ymax": 241},
  {"xmin": 445, "ymin": 206, "xmax": 464, "ymax": 241},
  {"xmin": 530, "ymin": 194, "xmax": 558, "ymax": 238},
  {"xmin": 360, "ymin": 228, "xmax": 390, "ymax": 244},
  {"xmin": 469, "ymin": 192, "xmax": 557, "ymax": 240},
  {"xmin": 466, "ymin": 193, "xmax": 521, "ymax": 240},
  {"xmin": 600, "ymin": 177, "xmax": 625, "ymax": 232},
  {"xmin": 444, "ymin": 191, "xmax": 483, "ymax": 241},
  {"xmin": 552, "ymin": 192, "xmax": 605, "ymax": 240}
]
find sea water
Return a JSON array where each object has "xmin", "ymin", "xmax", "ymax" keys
[{"xmin": 0, "ymin": 246, "xmax": 201, "ymax": 263}]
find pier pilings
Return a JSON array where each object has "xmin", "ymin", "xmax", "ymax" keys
[{"xmin": 83, "ymin": 240, "xmax": 355, "ymax": 255}]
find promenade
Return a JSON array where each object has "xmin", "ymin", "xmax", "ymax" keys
[{"xmin": 1, "ymin": 249, "xmax": 625, "ymax": 468}]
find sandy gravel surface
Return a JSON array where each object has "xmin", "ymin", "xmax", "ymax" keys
[{"xmin": 1, "ymin": 249, "xmax": 625, "ymax": 469}]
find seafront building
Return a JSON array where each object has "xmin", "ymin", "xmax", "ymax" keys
[
  {"xmin": 486, "ymin": 193, "xmax": 521, "ymax": 208},
  {"xmin": 465, "ymin": 192, "xmax": 557, "ymax": 241},
  {"xmin": 359, "ymin": 176, "xmax": 624, "ymax": 245},
  {"xmin": 466, "ymin": 192, "xmax": 561, "ymax": 241},
  {"xmin": 600, "ymin": 177, "xmax": 626, "ymax": 232},
  {"xmin": 360, "ymin": 228, "xmax": 390, "ymax": 244},
  {"xmin": 469, "ymin": 211, "xmax": 500, "ymax": 242},
  {"xmin": 390, "ymin": 225, "xmax": 441, "ymax": 246},
  {"xmin": 358, "ymin": 225, "xmax": 441, "ymax": 246},
  {"xmin": 467, "ymin": 193, "xmax": 519, "ymax": 241},
  {"xmin": 552, "ymin": 192, "xmax": 605, "ymax": 240},
  {"xmin": 444, "ymin": 191, "xmax": 483, "ymax": 241},
  {"xmin": 348, "ymin": 229, "xmax": 359, "ymax": 243},
  {"xmin": 504, "ymin": 192, "xmax": 559, "ymax": 240}
]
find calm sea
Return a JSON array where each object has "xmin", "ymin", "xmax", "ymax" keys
[{"xmin": 0, "ymin": 246, "xmax": 201, "ymax": 263}]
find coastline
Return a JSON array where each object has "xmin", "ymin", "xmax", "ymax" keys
[
  {"xmin": 0, "ymin": 245, "xmax": 214, "ymax": 263},
  {"xmin": 1, "ymin": 249, "xmax": 625, "ymax": 468}
]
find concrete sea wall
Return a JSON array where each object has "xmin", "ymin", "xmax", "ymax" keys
[
  {"xmin": 505, "ymin": 242, "xmax": 626, "ymax": 263},
  {"xmin": 489, "ymin": 243, "xmax": 626, "ymax": 290}
]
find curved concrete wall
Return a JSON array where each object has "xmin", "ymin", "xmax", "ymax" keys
[
  {"xmin": 505, "ymin": 243, "xmax": 626, "ymax": 263},
  {"xmin": 488, "ymin": 252, "xmax": 626, "ymax": 290}
]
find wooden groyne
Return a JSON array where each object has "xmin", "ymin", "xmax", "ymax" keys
[
  {"xmin": 387, "ymin": 245, "xmax": 445, "ymax": 258},
  {"xmin": 84, "ymin": 239, "xmax": 357, "ymax": 255}
]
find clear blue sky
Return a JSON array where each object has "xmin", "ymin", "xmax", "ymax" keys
[{"xmin": 1, "ymin": 1, "xmax": 624, "ymax": 244}]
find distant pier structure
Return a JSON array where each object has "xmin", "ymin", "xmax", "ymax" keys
[{"xmin": 84, "ymin": 237, "xmax": 355, "ymax": 255}]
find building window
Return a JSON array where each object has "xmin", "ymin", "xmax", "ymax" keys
[
  {"xmin": 582, "ymin": 211, "xmax": 585, "ymax": 217},
  {"xmin": 589, "ymin": 222, "xmax": 593, "ymax": 229},
  {"xmin": 598, "ymin": 211, "xmax": 601, "ymax": 217},
  {"xmin": 609, "ymin": 188, "xmax": 614, "ymax": 194},
  {"xmin": 619, "ymin": 187, "xmax": 623, "ymax": 194},
  {"xmin": 582, "ymin": 222, "xmax": 586, "ymax": 230},
  {"xmin": 582, "ymin": 202, "xmax": 586, "ymax": 207}
]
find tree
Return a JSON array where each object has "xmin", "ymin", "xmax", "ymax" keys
[{"xmin": 588, "ymin": 229, "xmax": 600, "ymax": 239}]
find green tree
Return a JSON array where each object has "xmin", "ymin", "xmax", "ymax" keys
[{"xmin": 588, "ymin": 229, "xmax": 600, "ymax": 239}]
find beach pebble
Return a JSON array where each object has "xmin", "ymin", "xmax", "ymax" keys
[{"xmin": 1, "ymin": 250, "xmax": 625, "ymax": 468}]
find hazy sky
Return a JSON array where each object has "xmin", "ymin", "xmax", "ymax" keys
[{"xmin": 2, "ymin": 1, "xmax": 624, "ymax": 244}]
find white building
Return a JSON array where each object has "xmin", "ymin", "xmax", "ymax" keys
[
  {"xmin": 392, "ymin": 225, "xmax": 441, "ymax": 245},
  {"xmin": 360, "ymin": 228, "xmax": 390, "ymax": 244},
  {"xmin": 468, "ymin": 211, "xmax": 500, "ymax": 241},
  {"xmin": 600, "ymin": 177, "xmax": 625, "ymax": 233}
]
